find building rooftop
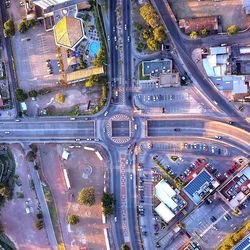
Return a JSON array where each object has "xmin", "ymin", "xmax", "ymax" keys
[
  {"xmin": 184, "ymin": 170, "xmax": 220, "ymax": 204},
  {"xmin": 142, "ymin": 60, "xmax": 172, "ymax": 77},
  {"xmin": 66, "ymin": 66, "xmax": 104, "ymax": 83},
  {"xmin": 179, "ymin": 16, "xmax": 218, "ymax": 34},
  {"xmin": 54, "ymin": 16, "xmax": 85, "ymax": 49},
  {"xmin": 232, "ymin": 233, "xmax": 250, "ymax": 250},
  {"xmin": 154, "ymin": 202, "xmax": 175, "ymax": 223},
  {"xmin": 243, "ymin": 0, "xmax": 250, "ymax": 15}
]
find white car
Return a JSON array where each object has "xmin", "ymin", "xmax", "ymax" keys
[
  {"xmin": 70, "ymin": 117, "xmax": 76, "ymax": 121},
  {"xmin": 124, "ymin": 24, "xmax": 127, "ymax": 30},
  {"xmin": 4, "ymin": 131, "xmax": 10, "ymax": 134},
  {"xmin": 114, "ymin": 36, "xmax": 117, "ymax": 42},
  {"xmin": 114, "ymin": 217, "xmax": 117, "ymax": 222},
  {"xmin": 130, "ymin": 174, "xmax": 133, "ymax": 180},
  {"xmin": 107, "ymin": 35, "xmax": 110, "ymax": 41},
  {"xmin": 104, "ymin": 111, "xmax": 108, "ymax": 117},
  {"xmin": 127, "ymin": 36, "xmax": 130, "ymax": 42},
  {"xmin": 75, "ymin": 138, "xmax": 80, "ymax": 141}
]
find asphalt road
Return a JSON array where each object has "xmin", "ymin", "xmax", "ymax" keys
[{"xmin": 152, "ymin": 0, "xmax": 248, "ymax": 125}]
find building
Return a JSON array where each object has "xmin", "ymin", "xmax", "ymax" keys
[
  {"xmin": 54, "ymin": 16, "xmax": 86, "ymax": 49},
  {"xmin": 179, "ymin": 16, "xmax": 219, "ymax": 34},
  {"xmin": 154, "ymin": 180, "xmax": 186, "ymax": 223},
  {"xmin": 220, "ymin": 166, "xmax": 250, "ymax": 209},
  {"xmin": 183, "ymin": 170, "xmax": 220, "ymax": 205},
  {"xmin": 232, "ymin": 233, "xmax": 250, "ymax": 250},
  {"xmin": 32, "ymin": 0, "xmax": 69, "ymax": 9},
  {"xmin": 142, "ymin": 59, "xmax": 180, "ymax": 87},
  {"xmin": 243, "ymin": 0, "xmax": 250, "ymax": 15}
]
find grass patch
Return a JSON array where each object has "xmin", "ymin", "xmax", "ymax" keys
[
  {"xmin": 139, "ymin": 63, "xmax": 150, "ymax": 80},
  {"xmin": 42, "ymin": 185, "xmax": 62, "ymax": 244},
  {"xmin": 170, "ymin": 156, "xmax": 179, "ymax": 162}
]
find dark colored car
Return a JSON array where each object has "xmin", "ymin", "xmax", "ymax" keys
[{"xmin": 210, "ymin": 216, "xmax": 217, "ymax": 222}]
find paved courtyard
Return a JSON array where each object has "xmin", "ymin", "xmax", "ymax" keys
[{"xmin": 39, "ymin": 144, "xmax": 107, "ymax": 250}]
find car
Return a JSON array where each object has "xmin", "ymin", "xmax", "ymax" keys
[
  {"xmin": 174, "ymin": 128, "xmax": 181, "ymax": 132},
  {"xmin": 127, "ymin": 36, "xmax": 130, "ymax": 42},
  {"xmin": 124, "ymin": 24, "xmax": 127, "ymax": 30},
  {"xmin": 210, "ymin": 216, "xmax": 217, "ymax": 222},
  {"xmin": 211, "ymin": 146, "xmax": 215, "ymax": 153},
  {"xmin": 15, "ymin": 119, "xmax": 21, "ymax": 122},
  {"xmin": 104, "ymin": 111, "xmax": 108, "ymax": 117},
  {"xmin": 206, "ymin": 197, "xmax": 213, "ymax": 204},
  {"xmin": 4, "ymin": 131, "xmax": 10, "ymax": 134},
  {"xmin": 70, "ymin": 117, "xmax": 76, "ymax": 121},
  {"xmin": 114, "ymin": 217, "xmax": 117, "ymax": 222},
  {"xmin": 153, "ymin": 96, "xmax": 156, "ymax": 101},
  {"xmin": 147, "ymin": 95, "xmax": 151, "ymax": 101},
  {"xmin": 215, "ymin": 136, "xmax": 222, "ymax": 139},
  {"xmin": 224, "ymin": 214, "xmax": 232, "ymax": 221},
  {"xmin": 134, "ymin": 124, "xmax": 137, "ymax": 130},
  {"xmin": 115, "ymin": 45, "xmax": 118, "ymax": 50},
  {"xmin": 107, "ymin": 35, "xmax": 110, "ymax": 41},
  {"xmin": 130, "ymin": 174, "xmax": 133, "ymax": 180},
  {"xmin": 20, "ymin": 1, "xmax": 25, "ymax": 7},
  {"xmin": 228, "ymin": 121, "xmax": 234, "ymax": 125},
  {"xmin": 75, "ymin": 138, "xmax": 80, "ymax": 141},
  {"xmin": 114, "ymin": 36, "xmax": 117, "ymax": 42},
  {"xmin": 115, "ymin": 91, "xmax": 118, "ymax": 97},
  {"xmin": 113, "ymin": 26, "xmax": 116, "ymax": 32}
]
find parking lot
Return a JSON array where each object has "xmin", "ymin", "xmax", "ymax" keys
[
  {"xmin": 184, "ymin": 197, "xmax": 250, "ymax": 249},
  {"xmin": 12, "ymin": 25, "xmax": 60, "ymax": 91},
  {"xmin": 135, "ymin": 87, "xmax": 208, "ymax": 114}
]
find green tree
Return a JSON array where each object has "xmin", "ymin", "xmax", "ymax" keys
[
  {"xmin": 28, "ymin": 90, "xmax": 38, "ymax": 98},
  {"xmin": 153, "ymin": 25, "xmax": 166, "ymax": 42},
  {"xmin": 136, "ymin": 23, "xmax": 143, "ymax": 30},
  {"xmin": 78, "ymin": 187, "xmax": 95, "ymax": 206},
  {"xmin": 142, "ymin": 29, "xmax": 151, "ymax": 40},
  {"xmin": 85, "ymin": 75, "xmax": 99, "ymax": 88},
  {"xmin": 137, "ymin": 42, "xmax": 144, "ymax": 51},
  {"xmin": 146, "ymin": 38, "xmax": 158, "ymax": 51},
  {"xmin": 55, "ymin": 93, "xmax": 65, "ymax": 104},
  {"xmin": 82, "ymin": 13, "xmax": 90, "ymax": 21},
  {"xmin": 121, "ymin": 244, "xmax": 130, "ymax": 250},
  {"xmin": 102, "ymin": 192, "xmax": 115, "ymax": 216},
  {"xmin": 190, "ymin": 31, "xmax": 198, "ymax": 39},
  {"xmin": 26, "ymin": 19, "xmax": 36, "ymax": 29},
  {"xmin": 29, "ymin": 144, "xmax": 38, "ymax": 153},
  {"xmin": 26, "ymin": 151, "xmax": 36, "ymax": 162},
  {"xmin": 227, "ymin": 25, "xmax": 238, "ymax": 35},
  {"xmin": 18, "ymin": 19, "xmax": 28, "ymax": 33},
  {"xmin": 36, "ymin": 212, "xmax": 43, "ymax": 220},
  {"xmin": 15, "ymin": 88, "xmax": 28, "ymax": 102},
  {"xmin": 200, "ymin": 28, "xmax": 208, "ymax": 36},
  {"xmin": 3, "ymin": 19, "xmax": 15, "ymax": 37},
  {"xmin": 67, "ymin": 214, "xmax": 80, "ymax": 225}
]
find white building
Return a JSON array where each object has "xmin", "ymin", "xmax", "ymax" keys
[{"xmin": 32, "ymin": 0, "xmax": 69, "ymax": 9}]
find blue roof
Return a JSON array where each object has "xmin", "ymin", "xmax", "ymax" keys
[
  {"xmin": 233, "ymin": 235, "xmax": 250, "ymax": 250},
  {"xmin": 184, "ymin": 170, "xmax": 212, "ymax": 197}
]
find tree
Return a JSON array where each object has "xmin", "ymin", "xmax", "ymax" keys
[
  {"xmin": 227, "ymin": 25, "xmax": 238, "ymax": 35},
  {"xmin": 146, "ymin": 38, "xmax": 158, "ymax": 51},
  {"xmin": 67, "ymin": 214, "xmax": 80, "ymax": 225},
  {"xmin": 78, "ymin": 187, "xmax": 95, "ymax": 206},
  {"xmin": 137, "ymin": 42, "xmax": 144, "ymax": 51},
  {"xmin": 82, "ymin": 13, "xmax": 90, "ymax": 21},
  {"xmin": 102, "ymin": 192, "xmax": 115, "ymax": 216},
  {"xmin": 200, "ymin": 28, "xmax": 208, "ymax": 36},
  {"xmin": 26, "ymin": 151, "xmax": 36, "ymax": 162},
  {"xmin": 26, "ymin": 19, "xmax": 36, "ymax": 29},
  {"xmin": 153, "ymin": 25, "xmax": 166, "ymax": 42},
  {"xmin": 139, "ymin": 4, "xmax": 160, "ymax": 29},
  {"xmin": 190, "ymin": 31, "xmax": 198, "ymax": 39},
  {"xmin": 29, "ymin": 143, "xmax": 38, "ymax": 153},
  {"xmin": 3, "ymin": 20, "xmax": 15, "ymax": 37},
  {"xmin": 36, "ymin": 212, "xmax": 43, "ymax": 220},
  {"xmin": 85, "ymin": 75, "xmax": 99, "ymax": 88},
  {"xmin": 15, "ymin": 88, "xmax": 28, "ymax": 102},
  {"xmin": 34, "ymin": 220, "xmax": 44, "ymax": 230},
  {"xmin": 142, "ymin": 29, "xmax": 151, "ymax": 40},
  {"xmin": 18, "ymin": 19, "xmax": 28, "ymax": 33},
  {"xmin": 28, "ymin": 90, "xmax": 38, "ymax": 98},
  {"xmin": 135, "ymin": 23, "xmax": 143, "ymax": 30},
  {"xmin": 121, "ymin": 244, "xmax": 130, "ymax": 250},
  {"xmin": 55, "ymin": 93, "xmax": 65, "ymax": 104},
  {"xmin": 92, "ymin": 48, "xmax": 106, "ymax": 66}
]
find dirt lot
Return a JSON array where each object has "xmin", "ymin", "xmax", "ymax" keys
[
  {"xmin": 39, "ymin": 144, "xmax": 108, "ymax": 250},
  {"xmin": 1, "ymin": 144, "xmax": 50, "ymax": 250},
  {"xmin": 168, "ymin": 0, "xmax": 250, "ymax": 31}
]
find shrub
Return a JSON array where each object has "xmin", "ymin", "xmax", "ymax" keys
[
  {"xmin": 67, "ymin": 214, "xmax": 80, "ymax": 225},
  {"xmin": 15, "ymin": 88, "xmax": 28, "ymax": 102},
  {"xmin": 153, "ymin": 25, "xmax": 166, "ymax": 42},
  {"xmin": 227, "ymin": 25, "xmax": 238, "ymax": 35},
  {"xmin": 28, "ymin": 90, "xmax": 38, "ymax": 98},
  {"xmin": 55, "ymin": 93, "xmax": 65, "ymax": 104},
  {"xmin": 78, "ymin": 187, "xmax": 95, "ymax": 206},
  {"xmin": 102, "ymin": 192, "xmax": 115, "ymax": 216},
  {"xmin": 3, "ymin": 19, "xmax": 15, "ymax": 37},
  {"xmin": 190, "ymin": 31, "xmax": 198, "ymax": 39},
  {"xmin": 146, "ymin": 37, "xmax": 158, "ymax": 51}
]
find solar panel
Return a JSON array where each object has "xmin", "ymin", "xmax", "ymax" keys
[
  {"xmin": 233, "ymin": 236, "xmax": 250, "ymax": 250},
  {"xmin": 184, "ymin": 171, "xmax": 212, "ymax": 196}
]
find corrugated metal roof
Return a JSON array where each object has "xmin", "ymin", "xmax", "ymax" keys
[{"xmin": 233, "ymin": 233, "xmax": 250, "ymax": 250}]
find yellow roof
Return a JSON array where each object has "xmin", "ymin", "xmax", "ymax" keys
[
  {"xmin": 54, "ymin": 16, "xmax": 84, "ymax": 48},
  {"xmin": 66, "ymin": 66, "xmax": 104, "ymax": 82}
]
